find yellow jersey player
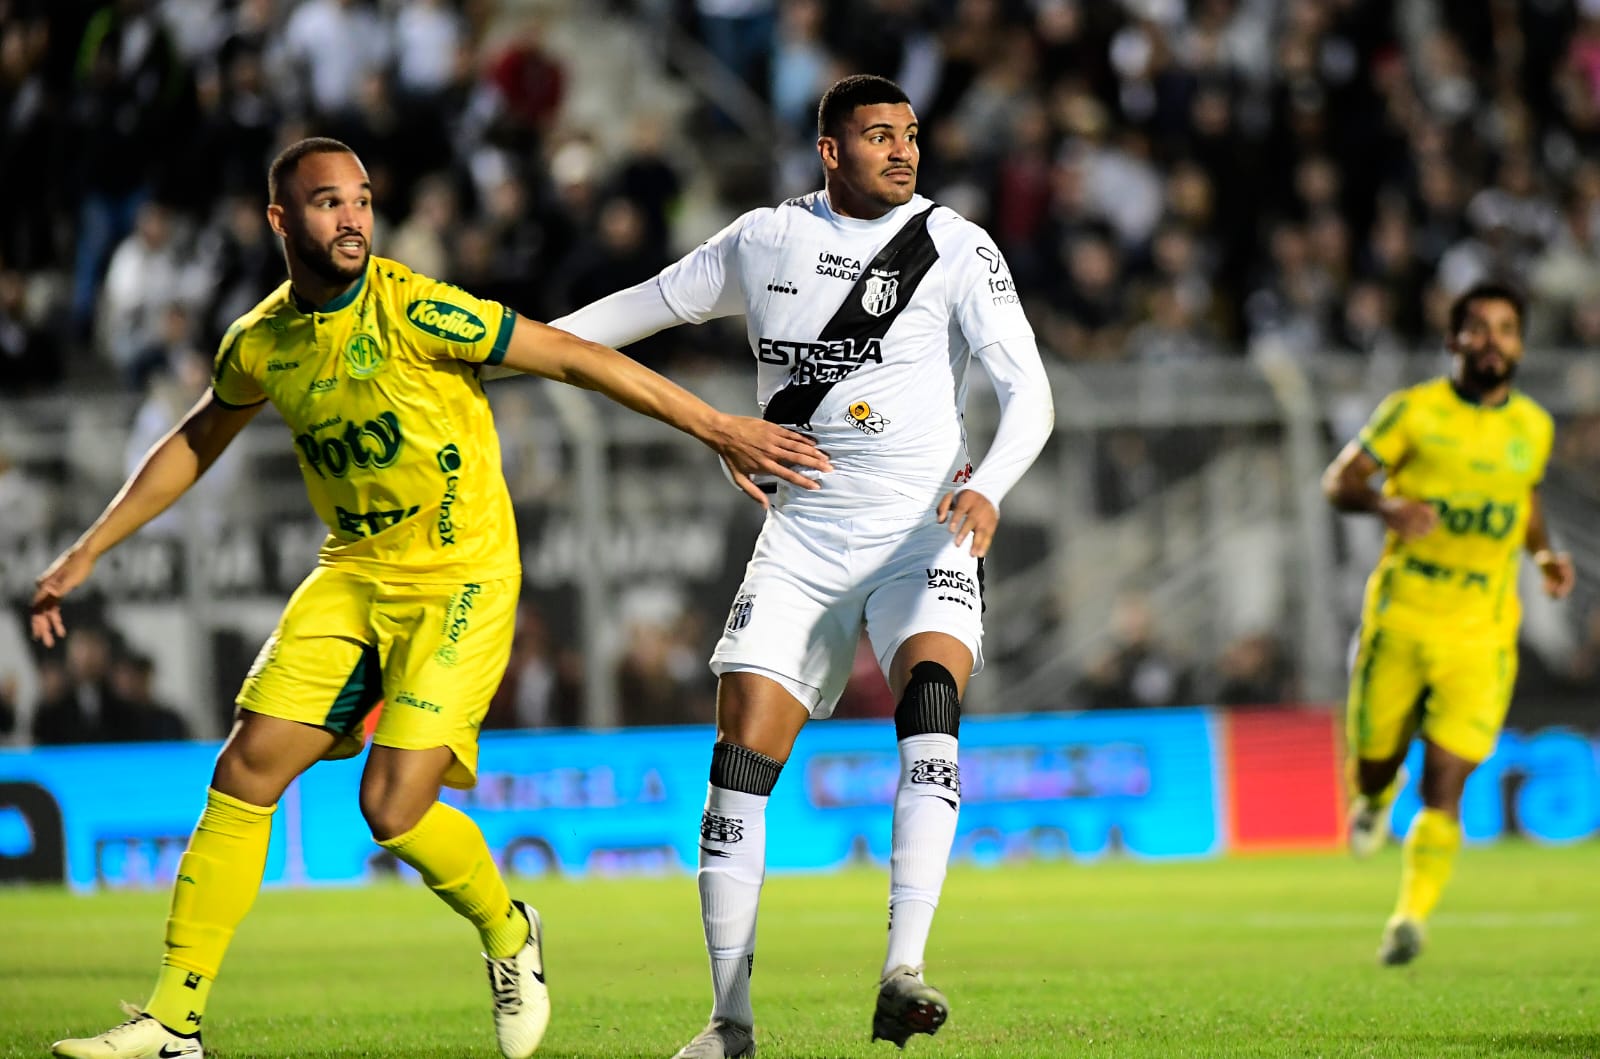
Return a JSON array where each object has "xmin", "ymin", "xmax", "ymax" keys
[
  {"xmin": 32, "ymin": 138, "xmax": 829, "ymax": 1059},
  {"xmin": 1322, "ymin": 280, "xmax": 1574, "ymax": 967}
]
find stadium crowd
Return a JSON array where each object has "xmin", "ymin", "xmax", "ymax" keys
[{"xmin": 3, "ymin": 0, "xmax": 1600, "ymax": 738}]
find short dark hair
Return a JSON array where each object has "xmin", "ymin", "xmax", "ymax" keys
[
  {"xmin": 1448, "ymin": 280, "xmax": 1527, "ymax": 337},
  {"xmin": 817, "ymin": 75, "xmax": 911, "ymax": 139},
  {"xmin": 268, "ymin": 137, "xmax": 356, "ymax": 204}
]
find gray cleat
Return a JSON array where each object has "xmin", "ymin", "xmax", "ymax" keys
[
  {"xmin": 871, "ymin": 965, "xmax": 948, "ymax": 1048},
  {"xmin": 1378, "ymin": 916, "xmax": 1424, "ymax": 966},
  {"xmin": 671, "ymin": 1018, "xmax": 755, "ymax": 1058}
]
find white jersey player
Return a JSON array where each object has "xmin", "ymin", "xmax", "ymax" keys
[{"xmin": 549, "ymin": 75, "xmax": 1055, "ymax": 1058}]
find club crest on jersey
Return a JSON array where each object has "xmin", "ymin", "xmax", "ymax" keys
[
  {"xmin": 344, "ymin": 333, "xmax": 384, "ymax": 379},
  {"xmin": 861, "ymin": 268, "xmax": 900, "ymax": 317},
  {"xmin": 726, "ymin": 593, "xmax": 755, "ymax": 632},
  {"xmin": 844, "ymin": 399, "xmax": 889, "ymax": 435}
]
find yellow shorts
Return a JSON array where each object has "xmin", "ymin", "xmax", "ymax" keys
[
  {"xmin": 237, "ymin": 567, "xmax": 518, "ymax": 788},
  {"xmin": 1345, "ymin": 625, "xmax": 1517, "ymax": 764}
]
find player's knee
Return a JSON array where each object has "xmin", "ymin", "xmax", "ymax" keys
[
  {"xmin": 894, "ymin": 661, "xmax": 961, "ymax": 740},
  {"xmin": 358, "ymin": 789, "xmax": 428, "ymax": 842},
  {"xmin": 210, "ymin": 741, "xmax": 294, "ymax": 806},
  {"xmin": 709, "ymin": 740, "xmax": 783, "ymax": 796}
]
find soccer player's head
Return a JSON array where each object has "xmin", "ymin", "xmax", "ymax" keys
[
  {"xmin": 817, "ymin": 75, "xmax": 917, "ymax": 215},
  {"xmin": 1447, "ymin": 280, "xmax": 1527, "ymax": 391},
  {"xmin": 266, "ymin": 137, "xmax": 373, "ymax": 288}
]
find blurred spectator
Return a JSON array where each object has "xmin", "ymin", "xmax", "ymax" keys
[
  {"xmin": 1075, "ymin": 592, "xmax": 1192, "ymax": 709},
  {"xmin": 69, "ymin": 0, "xmax": 189, "ymax": 336},
  {"xmin": 695, "ymin": 0, "xmax": 775, "ymax": 101},
  {"xmin": 196, "ymin": 193, "xmax": 282, "ymax": 347},
  {"xmin": 558, "ymin": 198, "xmax": 668, "ymax": 318},
  {"xmin": 771, "ymin": 0, "xmax": 832, "ymax": 138},
  {"xmin": 615, "ymin": 585, "xmax": 714, "ymax": 727},
  {"xmin": 0, "ymin": 448, "xmax": 51, "ymax": 536},
  {"xmin": 0, "ymin": 267, "xmax": 62, "ymax": 393},
  {"xmin": 388, "ymin": 172, "xmax": 458, "ymax": 281},
  {"xmin": 281, "ymin": 0, "xmax": 391, "ymax": 120},
  {"xmin": 612, "ymin": 117, "xmax": 684, "ymax": 256},
  {"xmin": 392, "ymin": 0, "xmax": 468, "ymax": 108},
  {"xmin": 107, "ymin": 651, "xmax": 189, "ymax": 741},
  {"xmin": 97, "ymin": 202, "xmax": 204, "ymax": 384},
  {"xmin": 485, "ymin": 601, "xmax": 582, "ymax": 730},
  {"xmin": 31, "ymin": 626, "xmax": 123, "ymax": 744},
  {"xmin": 480, "ymin": 18, "xmax": 566, "ymax": 153},
  {"xmin": 1213, "ymin": 632, "xmax": 1293, "ymax": 705},
  {"xmin": 124, "ymin": 346, "xmax": 245, "ymax": 537}
]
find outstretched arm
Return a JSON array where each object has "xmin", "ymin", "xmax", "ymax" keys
[
  {"xmin": 31, "ymin": 391, "xmax": 265, "ymax": 645},
  {"xmin": 497, "ymin": 315, "xmax": 830, "ymax": 505},
  {"xmin": 1524, "ymin": 488, "xmax": 1575, "ymax": 599},
  {"xmin": 482, "ymin": 280, "xmax": 686, "ymax": 382}
]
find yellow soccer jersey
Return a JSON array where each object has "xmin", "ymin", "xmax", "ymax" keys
[
  {"xmin": 1357, "ymin": 376, "xmax": 1554, "ymax": 643},
  {"xmin": 213, "ymin": 255, "xmax": 519, "ymax": 583}
]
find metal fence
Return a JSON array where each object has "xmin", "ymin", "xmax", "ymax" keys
[{"xmin": 3, "ymin": 350, "xmax": 1598, "ymax": 740}]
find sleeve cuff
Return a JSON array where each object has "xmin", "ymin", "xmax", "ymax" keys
[
  {"xmin": 212, "ymin": 389, "xmax": 268, "ymax": 410},
  {"xmin": 485, "ymin": 305, "xmax": 516, "ymax": 366}
]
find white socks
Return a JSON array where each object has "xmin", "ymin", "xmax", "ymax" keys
[
  {"xmin": 698, "ymin": 784, "xmax": 768, "ymax": 1027},
  {"xmin": 884, "ymin": 733, "xmax": 961, "ymax": 975}
]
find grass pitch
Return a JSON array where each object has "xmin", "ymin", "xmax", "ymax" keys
[{"xmin": 1, "ymin": 843, "xmax": 1596, "ymax": 1058}]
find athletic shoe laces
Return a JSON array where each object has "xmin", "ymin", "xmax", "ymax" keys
[{"xmin": 487, "ymin": 956, "xmax": 523, "ymax": 1015}]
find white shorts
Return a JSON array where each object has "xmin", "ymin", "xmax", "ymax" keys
[{"xmin": 710, "ymin": 507, "xmax": 985, "ymax": 717}]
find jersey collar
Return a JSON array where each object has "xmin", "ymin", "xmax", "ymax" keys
[
  {"xmin": 1449, "ymin": 379, "xmax": 1511, "ymax": 409},
  {"xmin": 819, "ymin": 191, "xmax": 920, "ymax": 232},
  {"xmin": 290, "ymin": 263, "xmax": 369, "ymax": 315}
]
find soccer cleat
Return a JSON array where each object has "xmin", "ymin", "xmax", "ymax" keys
[
  {"xmin": 871, "ymin": 965, "xmax": 948, "ymax": 1048},
  {"xmin": 1346, "ymin": 794, "xmax": 1393, "ymax": 859},
  {"xmin": 1378, "ymin": 916, "xmax": 1424, "ymax": 967},
  {"xmin": 51, "ymin": 1008, "xmax": 203, "ymax": 1059},
  {"xmin": 485, "ymin": 900, "xmax": 550, "ymax": 1059},
  {"xmin": 670, "ymin": 1018, "xmax": 756, "ymax": 1058}
]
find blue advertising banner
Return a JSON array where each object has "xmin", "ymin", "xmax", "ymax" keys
[{"xmin": 2, "ymin": 709, "xmax": 1594, "ymax": 892}]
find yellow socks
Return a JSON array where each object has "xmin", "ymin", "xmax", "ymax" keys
[
  {"xmin": 1395, "ymin": 807, "xmax": 1462, "ymax": 923},
  {"xmin": 146, "ymin": 788, "xmax": 275, "ymax": 1034},
  {"xmin": 379, "ymin": 802, "xmax": 527, "ymax": 958}
]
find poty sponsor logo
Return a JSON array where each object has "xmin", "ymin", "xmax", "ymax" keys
[{"xmin": 407, "ymin": 299, "xmax": 487, "ymax": 341}]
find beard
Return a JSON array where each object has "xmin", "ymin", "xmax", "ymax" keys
[
  {"xmin": 1461, "ymin": 348, "xmax": 1517, "ymax": 391},
  {"xmin": 289, "ymin": 228, "xmax": 368, "ymax": 286}
]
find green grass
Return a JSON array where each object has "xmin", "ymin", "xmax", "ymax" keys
[{"xmin": 2, "ymin": 844, "xmax": 1597, "ymax": 1057}]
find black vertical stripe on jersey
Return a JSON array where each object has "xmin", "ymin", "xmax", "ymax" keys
[{"xmin": 762, "ymin": 204, "xmax": 940, "ymax": 427}]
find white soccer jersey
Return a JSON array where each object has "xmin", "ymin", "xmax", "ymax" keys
[{"xmin": 655, "ymin": 192, "xmax": 1038, "ymax": 516}]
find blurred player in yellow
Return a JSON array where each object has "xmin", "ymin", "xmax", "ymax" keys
[
  {"xmin": 32, "ymin": 138, "xmax": 829, "ymax": 1059},
  {"xmin": 1322, "ymin": 280, "xmax": 1574, "ymax": 966}
]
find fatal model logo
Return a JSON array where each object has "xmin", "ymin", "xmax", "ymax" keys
[
  {"xmin": 861, "ymin": 268, "xmax": 900, "ymax": 317},
  {"xmin": 844, "ymin": 399, "xmax": 889, "ymax": 435}
]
